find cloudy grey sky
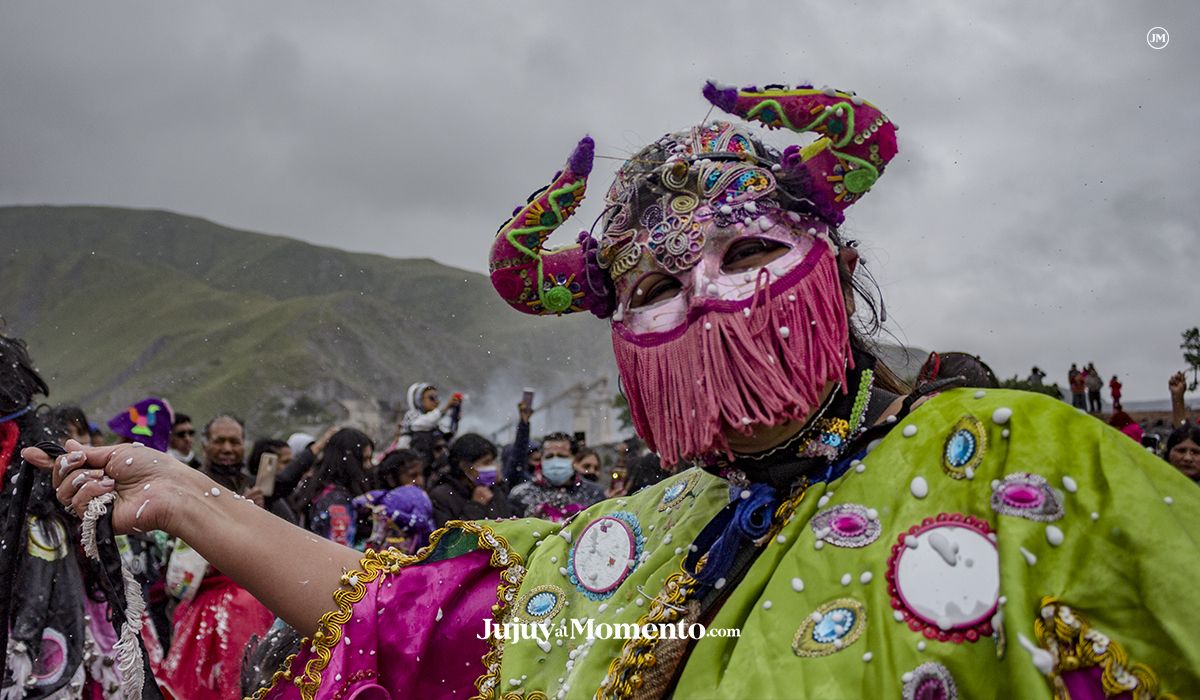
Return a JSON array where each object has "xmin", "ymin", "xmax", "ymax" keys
[{"xmin": 2, "ymin": 1, "xmax": 1197, "ymax": 402}]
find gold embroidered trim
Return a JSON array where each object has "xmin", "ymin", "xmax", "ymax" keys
[
  {"xmin": 596, "ymin": 566, "xmax": 700, "ymax": 700},
  {"xmin": 501, "ymin": 692, "xmax": 549, "ymax": 700},
  {"xmin": 1034, "ymin": 597, "xmax": 1176, "ymax": 700},
  {"xmin": 246, "ymin": 520, "xmax": 525, "ymax": 700},
  {"xmin": 597, "ymin": 483, "xmax": 810, "ymax": 699}
]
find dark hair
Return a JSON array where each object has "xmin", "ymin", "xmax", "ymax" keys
[
  {"xmin": 47, "ymin": 404, "xmax": 89, "ymax": 440},
  {"xmin": 0, "ymin": 333, "xmax": 49, "ymax": 416},
  {"xmin": 626, "ymin": 453, "xmax": 671, "ymax": 494},
  {"xmin": 541, "ymin": 432, "xmax": 574, "ymax": 451},
  {"xmin": 293, "ymin": 428, "xmax": 375, "ymax": 504},
  {"xmin": 1165, "ymin": 424, "xmax": 1200, "ymax": 460},
  {"xmin": 248, "ymin": 438, "xmax": 288, "ymax": 476},
  {"xmin": 173, "ymin": 413, "xmax": 192, "ymax": 427},
  {"xmin": 573, "ymin": 447, "xmax": 600, "ymax": 465},
  {"xmin": 448, "ymin": 433, "xmax": 497, "ymax": 474},
  {"xmin": 204, "ymin": 413, "xmax": 245, "ymax": 440},
  {"xmin": 917, "ymin": 351, "xmax": 999, "ymax": 390},
  {"xmin": 375, "ymin": 448, "xmax": 424, "ymax": 489}
]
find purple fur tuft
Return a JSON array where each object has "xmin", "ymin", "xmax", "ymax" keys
[
  {"xmin": 577, "ymin": 230, "xmax": 616, "ymax": 319},
  {"xmin": 703, "ymin": 80, "xmax": 739, "ymax": 113},
  {"xmin": 569, "ymin": 136, "xmax": 595, "ymax": 176}
]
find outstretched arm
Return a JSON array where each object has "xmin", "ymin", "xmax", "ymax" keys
[
  {"xmin": 1170, "ymin": 371, "xmax": 1189, "ymax": 426},
  {"xmin": 22, "ymin": 440, "xmax": 361, "ymax": 635}
]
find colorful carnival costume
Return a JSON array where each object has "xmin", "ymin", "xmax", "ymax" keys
[{"xmin": 252, "ymin": 82, "xmax": 1200, "ymax": 699}]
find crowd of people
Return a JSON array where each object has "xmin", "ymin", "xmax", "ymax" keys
[
  {"xmin": 0, "ymin": 347, "xmax": 675, "ymax": 698},
  {"xmin": 4, "ymin": 80, "xmax": 1200, "ymax": 698}
]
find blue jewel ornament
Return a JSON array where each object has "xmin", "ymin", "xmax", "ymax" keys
[
  {"xmin": 941, "ymin": 415, "xmax": 987, "ymax": 479},
  {"xmin": 793, "ymin": 598, "xmax": 867, "ymax": 657},
  {"xmin": 813, "ymin": 608, "xmax": 857, "ymax": 643},
  {"xmin": 515, "ymin": 584, "xmax": 566, "ymax": 621},
  {"xmin": 946, "ymin": 430, "xmax": 975, "ymax": 467},
  {"xmin": 526, "ymin": 591, "xmax": 558, "ymax": 617}
]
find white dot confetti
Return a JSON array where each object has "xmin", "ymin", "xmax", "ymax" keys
[
  {"xmin": 910, "ymin": 477, "xmax": 929, "ymax": 499},
  {"xmin": 992, "ymin": 407, "xmax": 1013, "ymax": 425},
  {"xmin": 902, "ymin": 425, "xmax": 918, "ymax": 438}
]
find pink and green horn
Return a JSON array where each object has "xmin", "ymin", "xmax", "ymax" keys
[
  {"xmin": 490, "ymin": 136, "xmax": 601, "ymax": 316},
  {"xmin": 703, "ymin": 80, "xmax": 898, "ymax": 222}
]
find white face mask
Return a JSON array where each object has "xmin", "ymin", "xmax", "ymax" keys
[{"xmin": 541, "ymin": 457, "xmax": 575, "ymax": 486}]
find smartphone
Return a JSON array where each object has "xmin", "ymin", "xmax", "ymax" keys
[
  {"xmin": 1142, "ymin": 434, "xmax": 1161, "ymax": 452},
  {"xmin": 256, "ymin": 452, "xmax": 279, "ymax": 497},
  {"xmin": 573, "ymin": 431, "xmax": 587, "ymax": 446},
  {"xmin": 521, "ymin": 388, "xmax": 535, "ymax": 408}
]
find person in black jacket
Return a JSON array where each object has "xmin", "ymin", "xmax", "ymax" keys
[{"xmin": 428, "ymin": 433, "xmax": 514, "ymax": 527}]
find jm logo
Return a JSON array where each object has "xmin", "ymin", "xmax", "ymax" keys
[{"xmin": 1147, "ymin": 27, "xmax": 1169, "ymax": 50}]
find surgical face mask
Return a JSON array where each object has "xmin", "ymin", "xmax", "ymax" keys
[
  {"xmin": 474, "ymin": 464, "xmax": 498, "ymax": 487},
  {"xmin": 541, "ymin": 457, "xmax": 575, "ymax": 486}
]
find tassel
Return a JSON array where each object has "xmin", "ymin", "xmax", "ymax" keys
[
  {"xmin": 613, "ymin": 246, "xmax": 850, "ymax": 465},
  {"xmin": 79, "ymin": 492, "xmax": 146, "ymax": 698}
]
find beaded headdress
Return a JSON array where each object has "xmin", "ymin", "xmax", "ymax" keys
[{"xmin": 488, "ymin": 80, "xmax": 898, "ymax": 317}]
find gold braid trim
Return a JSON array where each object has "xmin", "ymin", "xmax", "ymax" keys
[
  {"xmin": 1033, "ymin": 597, "xmax": 1177, "ymax": 700},
  {"xmin": 245, "ymin": 520, "xmax": 525, "ymax": 700},
  {"xmin": 501, "ymin": 693, "xmax": 549, "ymax": 700},
  {"xmin": 597, "ymin": 483, "xmax": 810, "ymax": 700}
]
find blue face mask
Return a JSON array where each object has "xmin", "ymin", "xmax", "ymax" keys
[{"xmin": 541, "ymin": 457, "xmax": 575, "ymax": 486}]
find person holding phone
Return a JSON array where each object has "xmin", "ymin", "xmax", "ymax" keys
[
  {"xmin": 508, "ymin": 432, "xmax": 605, "ymax": 522},
  {"xmin": 248, "ymin": 438, "xmax": 296, "ymax": 524},
  {"xmin": 29, "ymin": 82, "xmax": 1200, "ymax": 699}
]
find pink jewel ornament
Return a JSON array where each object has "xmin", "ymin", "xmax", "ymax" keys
[
  {"xmin": 810, "ymin": 504, "xmax": 881, "ymax": 548},
  {"xmin": 990, "ymin": 473, "xmax": 1063, "ymax": 522}
]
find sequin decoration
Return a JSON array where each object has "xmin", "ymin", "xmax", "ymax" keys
[
  {"xmin": 515, "ymin": 584, "xmax": 566, "ymax": 623},
  {"xmin": 798, "ymin": 417, "xmax": 851, "ymax": 460},
  {"xmin": 658, "ymin": 471, "xmax": 701, "ymax": 512},
  {"xmin": 990, "ymin": 473, "xmax": 1063, "ymax": 522},
  {"xmin": 902, "ymin": 662, "xmax": 958, "ymax": 700},
  {"xmin": 647, "ymin": 215, "xmax": 704, "ymax": 273},
  {"xmin": 793, "ymin": 598, "xmax": 867, "ymax": 657},
  {"xmin": 567, "ymin": 511, "xmax": 645, "ymax": 600},
  {"xmin": 942, "ymin": 416, "xmax": 987, "ymax": 480},
  {"xmin": 886, "ymin": 513, "xmax": 999, "ymax": 644},
  {"xmin": 810, "ymin": 504, "xmax": 881, "ymax": 548}
]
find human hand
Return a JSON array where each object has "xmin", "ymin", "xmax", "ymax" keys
[
  {"xmin": 312, "ymin": 426, "xmax": 339, "ymax": 455},
  {"xmin": 21, "ymin": 439, "xmax": 194, "ymax": 536},
  {"xmin": 446, "ymin": 395, "xmax": 463, "ymax": 410},
  {"xmin": 472, "ymin": 485, "xmax": 494, "ymax": 505},
  {"xmin": 518, "ymin": 402, "xmax": 533, "ymax": 424},
  {"xmin": 1170, "ymin": 372, "xmax": 1188, "ymax": 399},
  {"xmin": 243, "ymin": 486, "xmax": 266, "ymax": 508}
]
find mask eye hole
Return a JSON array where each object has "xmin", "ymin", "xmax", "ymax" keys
[
  {"xmin": 721, "ymin": 238, "xmax": 790, "ymax": 273},
  {"xmin": 628, "ymin": 273, "xmax": 682, "ymax": 309}
]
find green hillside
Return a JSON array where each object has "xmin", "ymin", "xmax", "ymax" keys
[{"xmin": 0, "ymin": 206, "xmax": 618, "ymax": 438}]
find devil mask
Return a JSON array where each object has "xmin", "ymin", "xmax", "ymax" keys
[{"xmin": 489, "ymin": 81, "xmax": 899, "ymax": 465}]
